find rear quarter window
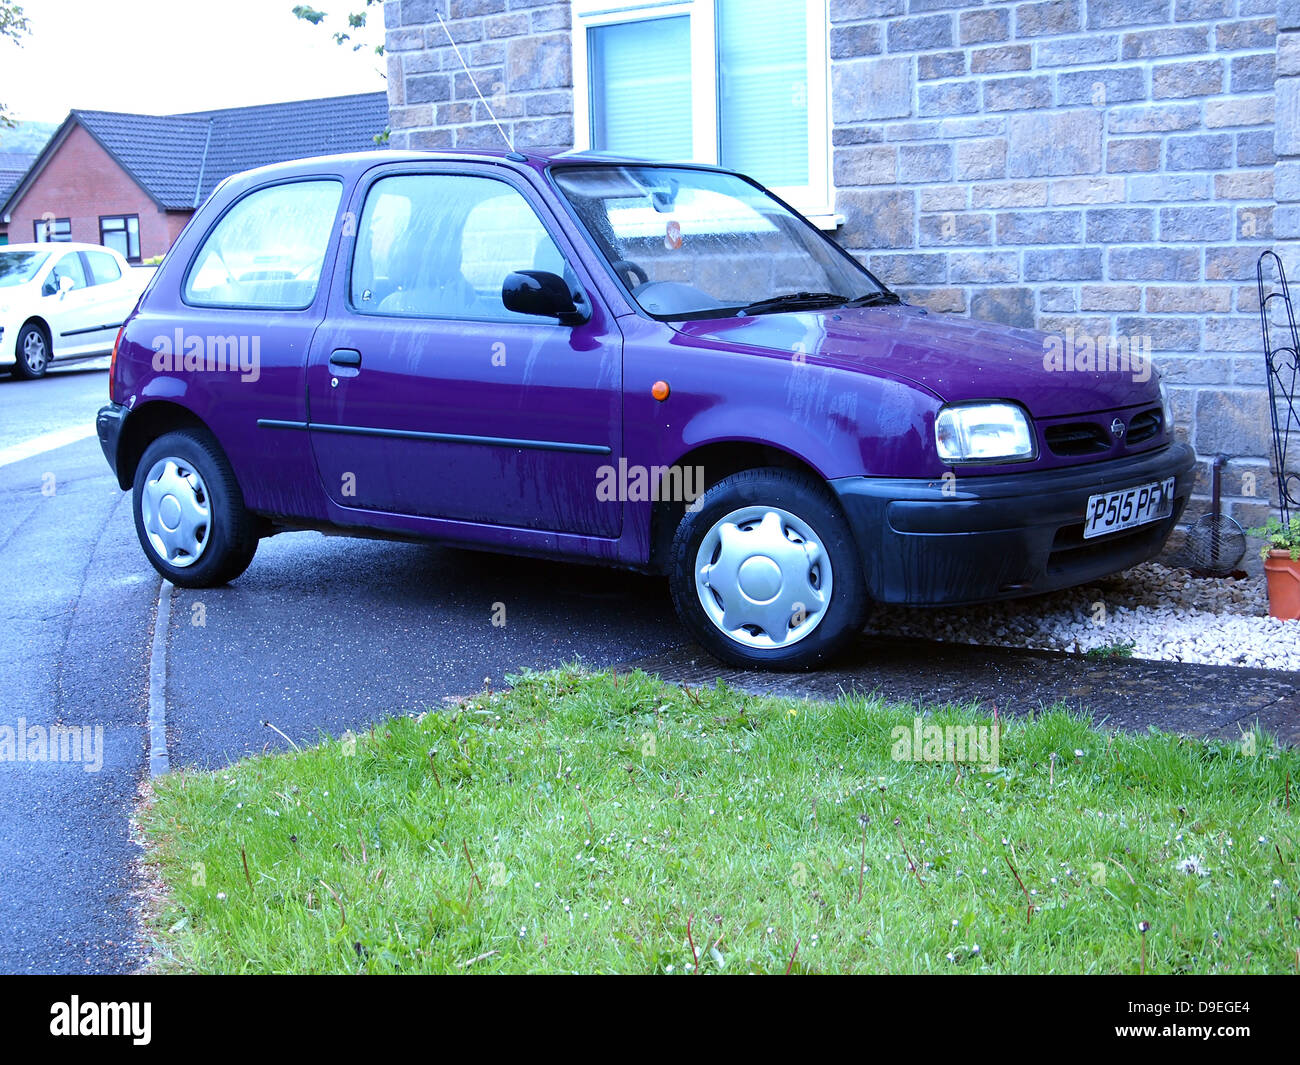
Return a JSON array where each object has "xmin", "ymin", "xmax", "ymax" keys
[
  {"xmin": 183, "ymin": 179, "xmax": 342, "ymax": 309},
  {"xmin": 85, "ymin": 250, "xmax": 123, "ymax": 285}
]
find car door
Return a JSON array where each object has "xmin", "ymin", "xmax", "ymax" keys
[
  {"xmin": 306, "ymin": 165, "xmax": 623, "ymax": 538},
  {"xmin": 41, "ymin": 252, "xmax": 101, "ymax": 355},
  {"xmin": 80, "ymin": 249, "xmax": 136, "ymax": 349}
]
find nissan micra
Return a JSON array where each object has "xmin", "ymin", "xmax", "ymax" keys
[{"xmin": 97, "ymin": 150, "xmax": 1194, "ymax": 669}]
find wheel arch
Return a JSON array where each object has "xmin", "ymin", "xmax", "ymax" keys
[
  {"xmin": 16, "ymin": 316, "xmax": 52, "ymax": 355},
  {"xmin": 114, "ymin": 401, "xmax": 213, "ymax": 491},
  {"xmin": 647, "ymin": 440, "xmax": 838, "ymax": 574}
]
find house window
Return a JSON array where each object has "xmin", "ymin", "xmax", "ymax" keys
[
  {"xmin": 572, "ymin": 0, "xmax": 833, "ymax": 227},
  {"xmin": 100, "ymin": 215, "xmax": 141, "ymax": 262},
  {"xmin": 34, "ymin": 217, "xmax": 71, "ymax": 242},
  {"xmin": 588, "ymin": 16, "xmax": 694, "ymax": 162}
]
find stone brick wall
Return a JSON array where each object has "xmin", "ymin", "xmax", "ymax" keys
[
  {"xmin": 1278, "ymin": 5, "xmax": 1300, "ymax": 292},
  {"xmin": 830, "ymin": 0, "xmax": 1283, "ymax": 533},
  {"xmin": 384, "ymin": 0, "xmax": 574, "ymax": 152},
  {"xmin": 386, "ymin": 0, "xmax": 1294, "ymax": 537}
]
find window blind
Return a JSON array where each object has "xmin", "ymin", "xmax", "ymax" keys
[
  {"xmin": 716, "ymin": 0, "xmax": 809, "ymax": 187},
  {"xmin": 588, "ymin": 16, "xmax": 694, "ymax": 162}
]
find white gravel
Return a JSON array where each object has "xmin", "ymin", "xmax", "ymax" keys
[{"xmin": 865, "ymin": 562, "xmax": 1300, "ymax": 672}]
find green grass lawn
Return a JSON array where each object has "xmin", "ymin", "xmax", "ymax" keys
[{"xmin": 143, "ymin": 667, "xmax": 1300, "ymax": 974}]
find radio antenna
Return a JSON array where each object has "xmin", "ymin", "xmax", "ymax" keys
[{"xmin": 435, "ymin": 12, "xmax": 515, "ymax": 154}]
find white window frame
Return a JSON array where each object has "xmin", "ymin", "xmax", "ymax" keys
[{"xmin": 571, "ymin": 0, "xmax": 837, "ymax": 230}]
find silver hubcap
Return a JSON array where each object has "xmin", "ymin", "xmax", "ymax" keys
[
  {"xmin": 141, "ymin": 458, "xmax": 211, "ymax": 568},
  {"xmin": 22, "ymin": 331, "xmax": 47, "ymax": 371},
  {"xmin": 694, "ymin": 506, "xmax": 833, "ymax": 649}
]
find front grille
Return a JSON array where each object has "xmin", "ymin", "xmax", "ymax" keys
[
  {"xmin": 1043, "ymin": 407, "xmax": 1164, "ymax": 457},
  {"xmin": 1126, "ymin": 408, "xmax": 1161, "ymax": 445},
  {"xmin": 1045, "ymin": 422, "xmax": 1110, "ymax": 456}
]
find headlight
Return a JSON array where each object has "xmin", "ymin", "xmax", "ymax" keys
[
  {"xmin": 1158, "ymin": 375, "xmax": 1174, "ymax": 432},
  {"xmin": 935, "ymin": 402, "xmax": 1035, "ymax": 463}
]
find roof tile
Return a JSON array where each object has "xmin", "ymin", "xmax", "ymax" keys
[{"xmin": 70, "ymin": 92, "xmax": 388, "ymax": 210}]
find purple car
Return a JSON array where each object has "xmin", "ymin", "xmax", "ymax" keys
[{"xmin": 97, "ymin": 150, "xmax": 1194, "ymax": 669}]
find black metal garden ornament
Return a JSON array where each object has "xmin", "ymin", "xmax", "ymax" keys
[{"xmin": 1257, "ymin": 250, "xmax": 1300, "ymax": 526}]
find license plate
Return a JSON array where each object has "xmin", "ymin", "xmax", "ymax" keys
[{"xmin": 1083, "ymin": 477, "xmax": 1175, "ymax": 539}]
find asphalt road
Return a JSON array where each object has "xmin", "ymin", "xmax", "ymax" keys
[
  {"xmin": 0, "ymin": 359, "xmax": 156, "ymax": 974},
  {"xmin": 2, "ymin": 363, "xmax": 1296, "ymax": 975},
  {"xmin": 0, "ymin": 361, "xmax": 684, "ymax": 972},
  {"xmin": 165, "ymin": 531, "xmax": 684, "ymax": 769}
]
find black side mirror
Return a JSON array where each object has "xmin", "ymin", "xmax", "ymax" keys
[{"xmin": 502, "ymin": 270, "xmax": 587, "ymax": 325}]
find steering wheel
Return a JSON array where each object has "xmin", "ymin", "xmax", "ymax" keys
[{"xmin": 611, "ymin": 259, "xmax": 649, "ymax": 290}]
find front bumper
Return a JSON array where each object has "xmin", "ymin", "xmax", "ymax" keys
[
  {"xmin": 96, "ymin": 402, "xmax": 128, "ymax": 487},
  {"xmin": 832, "ymin": 443, "xmax": 1196, "ymax": 606}
]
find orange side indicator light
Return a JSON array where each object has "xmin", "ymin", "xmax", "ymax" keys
[{"xmin": 651, "ymin": 380, "xmax": 670, "ymax": 401}]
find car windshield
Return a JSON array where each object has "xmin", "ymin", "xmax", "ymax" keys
[
  {"xmin": 551, "ymin": 164, "xmax": 889, "ymax": 320},
  {"xmin": 0, "ymin": 250, "xmax": 50, "ymax": 288}
]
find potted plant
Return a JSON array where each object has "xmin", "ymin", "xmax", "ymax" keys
[{"xmin": 1248, "ymin": 515, "xmax": 1300, "ymax": 620}]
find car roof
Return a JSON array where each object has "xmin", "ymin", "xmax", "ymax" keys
[
  {"xmin": 218, "ymin": 147, "xmax": 735, "ymax": 189},
  {"xmin": 1, "ymin": 241, "xmax": 121, "ymax": 255}
]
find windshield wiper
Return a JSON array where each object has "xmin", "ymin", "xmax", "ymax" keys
[
  {"xmin": 841, "ymin": 290, "xmax": 903, "ymax": 308},
  {"xmin": 736, "ymin": 291, "xmax": 848, "ymax": 316}
]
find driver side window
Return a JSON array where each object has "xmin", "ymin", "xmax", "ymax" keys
[
  {"xmin": 42, "ymin": 253, "xmax": 87, "ymax": 296},
  {"xmin": 351, "ymin": 173, "xmax": 579, "ymax": 322}
]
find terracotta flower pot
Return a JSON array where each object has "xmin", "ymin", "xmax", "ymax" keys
[{"xmin": 1263, "ymin": 550, "xmax": 1300, "ymax": 620}]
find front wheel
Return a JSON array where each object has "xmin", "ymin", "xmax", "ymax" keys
[
  {"xmin": 132, "ymin": 429, "xmax": 259, "ymax": 587},
  {"xmin": 12, "ymin": 324, "xmax": 50, "ymax": 379},
  {"xmin": 668, "ymin": 468, "xmax": 869, "ymax": 670}
]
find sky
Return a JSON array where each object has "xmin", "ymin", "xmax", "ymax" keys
[{"xmin": 1, "ymin": 0, "xmax": 385, "ymax": 123}]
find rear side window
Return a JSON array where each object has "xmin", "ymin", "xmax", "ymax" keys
[
  {"xmin": 85, "ymin": 250, "xmax": 122, "ymax": 285},
  {"xmin": 350, "ymin": 173, "xmax": 576, "ymax": 321},
  {"xmin": 184, "ymin": 180, "xmax": 341, "ymax": 309}
]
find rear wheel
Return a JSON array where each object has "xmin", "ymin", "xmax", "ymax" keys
[
  {"xmin": 12, "ymin": 323, "xmax": 50, "ymax": 379},
  {"xmin": 132, "ymin": 429, "xmax": 258, "ymax": 587},
  {"xmin": 668, "ymin": 467, "xmax": 869, "ymax": 670}
]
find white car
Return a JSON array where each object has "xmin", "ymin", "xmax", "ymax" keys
[{"xmin": 0, "ymin": 242, "xmax": 152, "ymax": 379}]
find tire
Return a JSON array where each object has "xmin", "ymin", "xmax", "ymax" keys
[
  {"xmin": 12, "ymin": 323, "xmax": 51, "ymax": 379},
  {"xmin": 132, "ymin": 429, "xmax": 258, "ymax": 588},
  {"xmin": 668, "ymin": 467, "xmax": 869, "ymax": 670}
]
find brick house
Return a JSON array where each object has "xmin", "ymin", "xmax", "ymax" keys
[
  {"xmin": 0, "ymin": 92, "xmax": 388, "ymax": 262},
  {"xmin": 0, "ymin": 152, "xmax": 37, "ymax": 244},
  {"xmin": 384, "ymin": 0, "xmax": 1298, "ymax": 535}
]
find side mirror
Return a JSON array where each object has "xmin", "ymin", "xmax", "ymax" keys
[
  {"xmin": 502, "ymin": 270, "xmax": 587, "ymax": 326},
  {"xmin": 58, "ymin": 274, "xmax": 74, "ymax": 296}
]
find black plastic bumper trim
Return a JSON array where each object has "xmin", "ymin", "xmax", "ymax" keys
[{"xmin": 831, "ymin": 443, "xmax": 1196, "ymax": 606}]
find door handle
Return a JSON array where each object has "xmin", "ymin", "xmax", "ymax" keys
[{"xmin": 329, "ymin": 349, "xmax": 362, "ymax": 368}]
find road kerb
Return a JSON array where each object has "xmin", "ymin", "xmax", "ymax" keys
[{"xmin": 148, "ymin": 580, "xmax": 172, "ymax": 776}]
